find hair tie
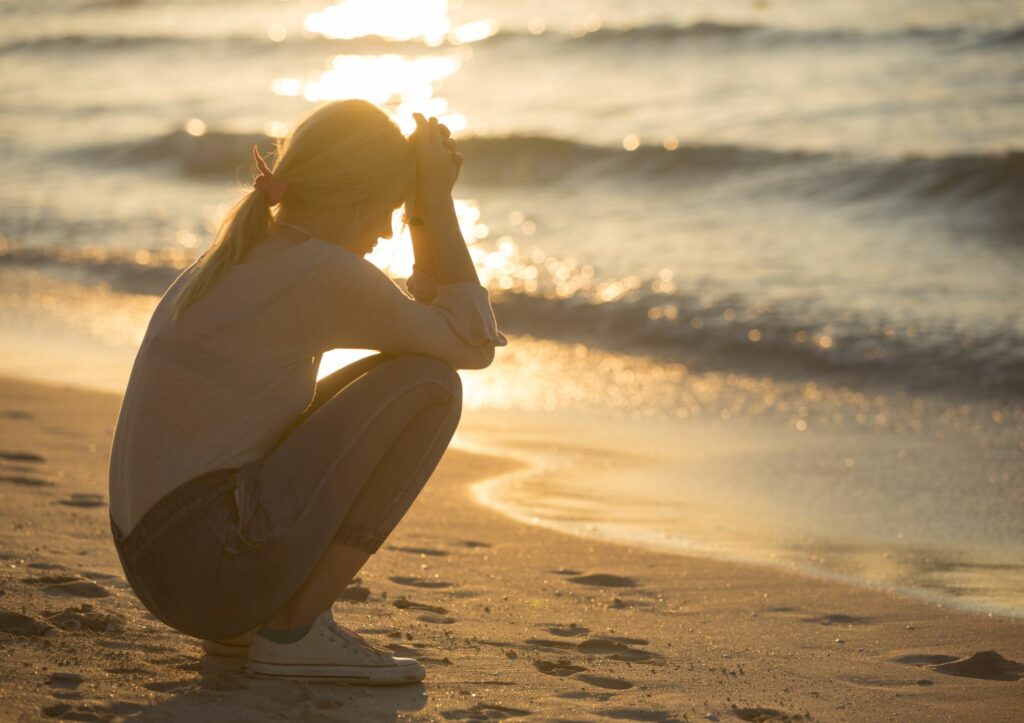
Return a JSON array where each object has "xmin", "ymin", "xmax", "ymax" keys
[{"xmin": 252, "ymin": 145, "xmax": 287, "ymax": 205}]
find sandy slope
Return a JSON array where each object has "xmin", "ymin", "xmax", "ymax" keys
[{"xmin": 0, "ymin": 375, "xmax": 1022, "ymax": 722}]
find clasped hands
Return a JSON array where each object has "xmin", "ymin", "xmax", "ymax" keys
[{"xmin": 405, "ymin": 112, "xmax": 462, "ymax": 222}]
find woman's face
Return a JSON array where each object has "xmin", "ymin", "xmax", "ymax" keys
[{"xmin": 336, "ymin": 199, "xmax": 399, "ymax": 256}]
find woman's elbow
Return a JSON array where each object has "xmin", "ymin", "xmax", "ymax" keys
[{"xmin": 456, "ymin": 343, "xmax": 496, "ymax": 370}]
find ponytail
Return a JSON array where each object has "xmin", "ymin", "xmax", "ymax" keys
[{"xmin": 171, "ymin": 186, "xmax": 273, "ymax": 324}]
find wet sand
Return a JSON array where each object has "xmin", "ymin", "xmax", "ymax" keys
[{"xmin": 1, "ymin": 374, "xmax": 1022, "ymax": 721}]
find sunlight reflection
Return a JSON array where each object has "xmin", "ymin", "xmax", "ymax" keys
[
  {"xmin": 305, "ymin": 0, "xmax": 451, "ymax": 46},
  {"xmin": 274, "ymin": 53, "xmax": 466, "ymax": 134},
  {"xmin": 305, "ymin": 0, "xmax": 497, "ymax": 47}
]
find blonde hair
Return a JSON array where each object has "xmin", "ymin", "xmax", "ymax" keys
[{"xmin": 171, "ymin": 99, "xmax": 415, "ymax": 323}]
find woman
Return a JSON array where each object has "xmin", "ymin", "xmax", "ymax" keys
[{"xmin": 107, "ymin": 100, "xmax": 507, "ymax": 685}]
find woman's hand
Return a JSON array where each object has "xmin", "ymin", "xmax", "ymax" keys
[{"xmin": 408, "ymin": 113, "xmax": 463, "ymax": 218}]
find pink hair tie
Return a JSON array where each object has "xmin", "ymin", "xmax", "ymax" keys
[{"xmin": 252, "ymin": 145, "xmax": 287, "ymax": 205}]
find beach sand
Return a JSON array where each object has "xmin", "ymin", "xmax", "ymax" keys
[{"xmin": 1, "ymin": 374, "xmax": 1022, "ymax": 722}]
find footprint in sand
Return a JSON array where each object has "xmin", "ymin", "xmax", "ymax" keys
[
  {"xmin": 801, "ymin": 613, "xmax": 874, "ymax": 626},
  {"xmin": 576, "ymin": 637, "xmax": 661, "ymax": 663},
  {"xmin": 0, "ymin": 450, "xmax": 45, "ymax": 463},
  {"xmin": 0, "ymin": 409, "xmax": 34, "ymax": 420},
  {"xmin": 731, "ymin": 706, "xmax": 807, "ymax": 722},
  {"xmin": 524, "ymin": 637, "xmax": 577, "ymax": 651},
  {"xmin": 387, "ymin": 545, "xmax": 449, "ymax": 557},
  {"xmin": 47, "ymin": 671, "xmax": 83, "ymax": 689},
  {"xmin": 459, "ymin": 540, "xmax": 491, "ymax": 548},
  {"xmin": 45, "ymin": 604, "xmax": 122, "ymax": 633},
  {"xmin": 0, "ymin": 610, "xmax": 51, "ymax": 637},
  {"xmin": 533, "ymin": 657, "xmax": 587, "ymax": 677},
  {"xmin": 544, "ymin": 623, "xmax": 590, "ymax": 637},
  {"xmin": 417, "ymin": 613, "xmax": 457, "ymax": 624},
  {"xmin": 440, "ymin": 702, "xmax": 532, "ymax": 720},
  {"xmin": 388, "ymin": 575, "xmax": 453, "ymax": 589},
  {"xmin": 0, "ymin": 474, "xmax": 53, "ymax": 487},
  {"xmin": 27, "ymin": 575, "xmax": 110, "ymax": 599},
  {"xmin": 572, "ymin": 673, "xmax": 634, "ymax": 690},
  {"xmin": 525, "ymin": 636, "xmax": 661, "ymax": 663},
  {"xmin": 598, "ymin": 708, "xmax": 683, "ymax": 722},
  {"xmin": 392, "ymin": 596, "xmax": 449, "ymax": 614},
  {"xmin": 892, "ymin": 653, "xmax": 959, "ymax": 666},
  {"xmin": 565, "ymin": 573, "xmax": 638, "ymax": 588},
  {"xmin": 58, "ymin": 493, "xmax": 107, "ymax": 509}
]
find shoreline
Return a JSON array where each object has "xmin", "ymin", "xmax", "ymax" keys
[
  {"xmin": 455, "ymin": 406, "xmax": 1024, "ymax": 626},
  {"xmin": 1, "ymin": 373, "xmax": 1023, "ymax": 720},
  {"xmin": 466, "ymin": 444, "xmax": 1024, "ymax": 625}
]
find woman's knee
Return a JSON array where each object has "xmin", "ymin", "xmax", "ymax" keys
[{"xmin": 388, "ymin": 354, "xmax": 462, "ymax": 402}]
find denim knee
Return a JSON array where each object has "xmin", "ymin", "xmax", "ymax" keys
[{"xmin": 396, "ymin": 354, "xmax": 462, "ymax": 404}]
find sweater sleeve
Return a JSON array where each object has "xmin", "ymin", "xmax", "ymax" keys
[
  {"xmin": 404, "ymin": 263, "xmax": 439, "ymax": 304},
  {"xmin": 309, "ymin": 252, "xmax": 508, "ymax": 370}
]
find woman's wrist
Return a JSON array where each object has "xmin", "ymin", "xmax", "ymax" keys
[{"xmin": 420, "ymin": 194, "xmax": 456, "ymax": 222}]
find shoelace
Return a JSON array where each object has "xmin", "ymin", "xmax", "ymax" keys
[{"xmin": 323, "ymin": 617, "xmax": 393, "ymax": 657}]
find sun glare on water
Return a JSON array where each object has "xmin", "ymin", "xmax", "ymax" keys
[
  {"xmin": 278, "ymin": 0, "xmax": 482, "ymax": 133},
  {"xmin": 305, "ymin": 0, "xmax": 452, "ymax": 46}
]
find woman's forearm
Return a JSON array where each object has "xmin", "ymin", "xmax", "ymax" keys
[
  {"xmin": 409, "ymin": 220, "xmax": 441, "ymax": 280},
  {"xmin": 420, "ymin": 196, "xmax": 480, "ymax": 285}
]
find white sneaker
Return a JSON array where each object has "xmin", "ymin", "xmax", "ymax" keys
[{"xmin": 246, "ymin": 609, "xmax": 426, "ymax": 685}]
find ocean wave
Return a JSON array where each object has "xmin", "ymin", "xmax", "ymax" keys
[
  {"xmin": 2, "ymin": 239, "xmax": 1019, "ymax": 399},
  {"xmin": 0, "ymin": 241, "xmax": 187, "ymax": 295},
  {"xmin": 81, "ymin": 129, "xmax": 1024, "ymax": 214},
  {"xmin": 0, "ymin": 32, "xmax": 429, "ymax": 56},
  {"xmin": 5, "ymin": 21, "xmax": 1021, "ymax": 56},
  {"xmin": 487, "ymin": 21, "xmax": 983, "ymax": 47},
  {"xmin": 488, "ymin": 288, "xmax": 1024, "ymax": 400},
  {"xmin": 72, "ymin": 128, "xmax": 823, "ymax": 181}
]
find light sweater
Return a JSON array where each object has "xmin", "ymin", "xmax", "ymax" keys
[{"xmin": 107, "ymin": 237, "xmax": 507, "ymax": 534}]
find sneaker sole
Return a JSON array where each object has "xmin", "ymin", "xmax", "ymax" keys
[{"xmin": 245, "ymin": 660, "xmax": 425, "ymax": 685}]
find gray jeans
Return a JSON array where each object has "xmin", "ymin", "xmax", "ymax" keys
[{"xmin": 110, "ymin": 353, "xmax": 462, "ymax": 640}]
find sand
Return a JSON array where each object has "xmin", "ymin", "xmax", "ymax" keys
[{"xmin": 0, "ymin": 374, "xmax": 1022, "ymax": 722}]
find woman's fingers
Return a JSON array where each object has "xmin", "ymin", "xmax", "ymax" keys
[
  {"xmin": 411, "ymin": 113, "xmax": 430, "ymax": 148},
  {"xmin": 412, "ymin": 113, "xmax": 455, "ymax": 153}
]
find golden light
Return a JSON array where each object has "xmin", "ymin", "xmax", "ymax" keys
[
  {"xmin": 365, "ymin": 198, "xmax": 482, "ymax": 278},
  {"xmin": 305, "ymin": 0, "xmax": 451, "ymax": 46},
  {"xmin": 275, "ymin": 52, "xmax": 465, "ymax": 134},
  {"xmin": 184, "ymin": 118, "xmax": 207, "ymax": 136},
  {"xmin": 263, "ymin": 120, "xmax": 289, "ymax": 138},
  {"xmin": 450, "ymin": 19, "xmax": 499, "ymax": 44},
  {"xmin": 296, "ymin": 54, "xmax": 460, "ymax": 104}
]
